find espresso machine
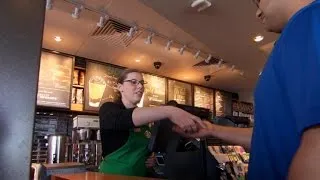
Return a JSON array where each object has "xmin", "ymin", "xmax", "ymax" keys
[{"xmin": 70, "ymin": 115, "xmax": 102, "ymax": 171}]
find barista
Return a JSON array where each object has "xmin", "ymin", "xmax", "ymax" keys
[{"xmin": 98, "ymin": 69, "xmax": 204, "ymax": 177}]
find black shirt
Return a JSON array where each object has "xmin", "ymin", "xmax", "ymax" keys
[{"xmin": 99, "ymin": 101, "xmax": 136, "ymax": 157}]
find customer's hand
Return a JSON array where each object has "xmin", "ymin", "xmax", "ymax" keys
[
  {"xmin": 173, "ymin": 120, "xmax": 215, "ymax": 138},
  {"xmin": 167, "ymin": 107, "xmax": 206, "ymax": 133},
  {"xmin": 145, "ymin": 154, "xmax": 156, "ymax": 168}
]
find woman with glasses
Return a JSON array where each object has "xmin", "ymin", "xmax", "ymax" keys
[{"xmin": 98, "ymin": 69, "xmax": 204, "ymax": 177}]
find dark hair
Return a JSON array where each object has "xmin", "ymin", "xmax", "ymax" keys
[
  {"xmin": 167, "ymin": 100, "xmax": 178, "ymax": 106},
  {"xmin": 117, "ymin": 69, "xmax": 142, "ymax": 84}
]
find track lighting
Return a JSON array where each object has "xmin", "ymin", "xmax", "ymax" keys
[
  {"xmin": 231, "ymin": 65, "xmax": 235, "ymax": 71},
  {"xmin": 71, "ymin": 6, "xmax": 82, "ymax": 19},
  {"xmin": 205, "ymin": 54, "xmax": 212, "ymax": 63},
  {"xmin": 165, "ymin": 40, "xmax": 173, "ymax": 51},
  {"xmin": 179, "ymin": 45, "xmax": 186, "ymax": 55},
  {"xmin": 194, "ymin": 50, "xmax": 201, "ymax": 59},
  {"xmin": 217, "ymin": 59, "xmax": 223, "ymax": 68},
  {"xmin": 97, "ymin": 16, "xmax": 108, "ymax": 27},
  {"xmin": 145, "ymin": 33, "xmax": 154, "ymax": 45},
  {"xmin": 46, "ymin": 0, "xmax": 53, "ymax": 10},
  {"xmin": 127, "ymin": 26, "xmax": 137, "ymax": 38}
]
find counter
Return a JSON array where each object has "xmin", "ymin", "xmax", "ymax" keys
[{"xmin": 51, "ymin": 172, "xmax": 163, "ymax": 180}]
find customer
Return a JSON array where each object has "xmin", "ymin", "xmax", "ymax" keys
[
  {"xmin": 98, "ymin": 69, "xmax": 204, "ymax": 177},
  {"xmin": 175, "ymin": 0, "xmax": 320, "ymax": 179}
]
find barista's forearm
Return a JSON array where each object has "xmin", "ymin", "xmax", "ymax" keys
[
  {"xmin": 210, "ymin": 126, "xmax": 253, "ymax": 151},
  {"xmin": 132, "ymin": 106, "xmax": 173, "ymax": 126}
]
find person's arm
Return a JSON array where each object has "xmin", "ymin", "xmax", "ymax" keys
[
  {"xmin": 209, "ymin": 125, "xmax": 253, "ymax": 151},
  {"xmin": 173, "ymin": 121, "xmax": 253, "ymax": 150},
  {"xmin": 99, "ymin": 102, "xmax": 203, "ymax": 132},
  {"xmin": 132, "ymin": 106, "xmax": 203, "ymax": 131},
  {"xmin": 288, "ymin": 126, "xmax": 320, "ymax": 180}
]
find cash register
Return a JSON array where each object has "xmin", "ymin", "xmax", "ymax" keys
[{"xmin": 148, "ymin": 101, "xmax": 220, "ymax": 180}]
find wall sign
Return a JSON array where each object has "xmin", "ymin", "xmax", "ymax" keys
[
  {"xmin": 37, "ymin": 51, "xmax": 73, "ymax": 108},
  {"xmin": 194, "ymin": 86, "xmax": 214, "ymax": 112},
  {"xmin": 84, "ymin": 62, "xmax": 123, "ymax": 111},
  {"xmin": 168, "ymin": 80, "xmax": 192, "ymax": 105},
  {"xmin": 138, "ymin": 74, "xmax": 166, "ymax": 107},
  {"xmin": 215, "ymin": 90, "xmax": 233, "ymax": 116}
]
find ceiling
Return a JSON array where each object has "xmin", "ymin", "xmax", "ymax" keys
[{"xmin": 42, "ymin": 0, "xmax": 278, "ymax": 102}]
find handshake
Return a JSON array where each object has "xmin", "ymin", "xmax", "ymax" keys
[{"xmin": 165, "ymin": 106, "xmax": 215, "ymax": 138}]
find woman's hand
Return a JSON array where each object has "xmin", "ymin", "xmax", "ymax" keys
[
  {"xmin": 173, "ymin": 120, "xmax": 215, "ymax": 138},
  {"xmin": 145, "ymin": 154, "xmax": 156, "ymax": 168},
  {"xmin": 167, "ymin": 107, "xmax": 206, "ymax": 133}
]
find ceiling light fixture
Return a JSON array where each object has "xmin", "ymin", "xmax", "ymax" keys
[
  {"xmin": 191, "ymin": 0, "xmax": 212, "ymax": 12},
  {"xmin": 179, "ymin": 45, "xmax": 186, "ymax": 55},
  {"xmin": 165, "ymin": 40, "xmax": 173, "ymax": 51},
  {"xmin": 231, "ymin": 65, "xmax": 235, "ymax": 71},
  {"xmin": 194, "ymin": 50, "xmax": 201, "ymax": 59},
  {"xmin": 217, "ymin": 59, "xmax": 223, "ymax": 68},
  {"xmin": 54, "ymin": 36, "xmax": 62, "ymax": 42},
  {"xmin": 97, "ymin": 15, "xmax": 108, "ymax": 27},
  {"xmin": 135, "ymin": 59, "xmax": 141, "ymax": 62},
  {"xmin": 46, "ymin": 0, "xmax": 53, "ymax": 10},
  {"xmin": 205, "ymin": 54, "xmax": 212, "ymax": 63},
  {"xmin": 127, "ymin": 26, "xmax": 137, "ymax": 38},
  {"xmin": 145, "ymin": 33, "xmax": 154, "ymax": 45},
  {"xmin": 71, "ymin": 6, "xmax": 82, "ymax": 19},
  {"xmin": 254, "ymin": 35, "xmax": 264, "ymax": 42}
]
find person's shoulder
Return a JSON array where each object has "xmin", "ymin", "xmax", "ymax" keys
[
  {"xmin": 99, "ymin": 101, "xmax": 121, "ymax": 112},
  {"xmin": 292, "ymin": 1, "xmax": 320, "ymax": 22}
]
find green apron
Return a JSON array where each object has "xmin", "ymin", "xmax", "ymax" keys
[{"xmin": 99, "ymin": 125, "xmax": 151, "ymax": 177}]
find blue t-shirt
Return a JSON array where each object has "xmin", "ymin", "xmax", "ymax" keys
[{"xmin": 249, "ymin": 1, "xmax": 320, "ymax": 179}]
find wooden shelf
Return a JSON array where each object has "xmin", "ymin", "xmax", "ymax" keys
[{"xmin": 72, "ymin": 84, "xmax": 84, "ymax": 88}]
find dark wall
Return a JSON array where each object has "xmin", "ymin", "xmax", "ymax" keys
[{"xmin": 0, "ymin": 0, "xmax": 45, "ymax": 179}]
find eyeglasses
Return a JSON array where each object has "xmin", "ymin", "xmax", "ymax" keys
[{"xmin": 123, "ymin": 79, "xmax": 147, "ymax": 86}]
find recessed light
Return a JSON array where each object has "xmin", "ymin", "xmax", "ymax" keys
[
  {"xmin": 54, "ymin": 36, "xmax": 62, "ymax": 42},
  {"xmin": 52, "ymin": 50, "xmax": 60, "ymax": 54},
  {"xmin": 135, "ymin": 59, "xmax": 141, "ymax": 62},
  {"xmin": 254, "ymin": 35, "xmax": 264, "ymax": 42}
]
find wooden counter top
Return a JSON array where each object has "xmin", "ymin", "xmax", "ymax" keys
[
  {"xmin": 51, "ymin": 172, "xmax": 163, "ymax": 180},
  {"xmin": 43, "ymin": 162, "xmax": 85, "ymax": 169}
]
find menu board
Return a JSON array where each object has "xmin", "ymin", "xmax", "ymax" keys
[
  {"xmin": 37, "ymin": 51, "xmax": 73, "ymax": 108},
  {"xmin": 215, "ymin": 90, "xmax": 233, "ymax": 116},
  {"xmin": 168, "ymin": 80, "xmax": 192, "ymax": 105},
  {"xmin": 194, "ymin": 86, "xmax": 214, "ymax": 111},
  {"xmin": 137, "ymin": 74, "xmax": 166, "ymax": 107},
  {"xmin": 84, "ymin": 62, "xmax": 123, "ymax": 111},
  {"xmin": 232, "ymin": 101, "xmax": 254, "ymax": 114}
]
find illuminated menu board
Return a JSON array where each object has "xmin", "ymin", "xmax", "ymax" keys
[
  {"xmin": 37, "ymin": 51, "xmax": 73, "ymax": 108},
  {"xmin": 215, "ymin": 90, "xmax": 233, "ymax": 116},
  {"xmin": 138, "ymin": 74, "xmax": 166, "ymax": 107},
  {"xmin": 84, "ymin": 62, "xmax": 123, "ymax": 111},
  {"xmin": 168, "ymin": 80, "xmax": 192, "ymax": 105},
  {"xmin": 194, "ymin": 86, "xmax": 214, "ymax": 111}
]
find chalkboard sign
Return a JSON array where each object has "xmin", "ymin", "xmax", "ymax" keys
[
  {"xmin": 137, "ymin": 74, "xmax": 166, "ymax": 107},
  {"xmin": 168, "ymin": 80, "xmax": 192, "ymax": 105},
  {"xmin": 84, "ymin": 62, "xmax": 123, "ymax": 111},
  {"xmin": 37, "ymin": 51, "xmax": 73, "ymax": 108},
  {"xmin": 194, "ymin": 86, "xmax": 214, "ymax": 112},
  {"xmin": 215, "ymin": 90, "xmax": 233, "ymax": 116}
]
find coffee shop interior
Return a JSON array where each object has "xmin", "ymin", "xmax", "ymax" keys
[{"xmin": 26, "ymin": 0, "xmax": 277, "ymax": 179}]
